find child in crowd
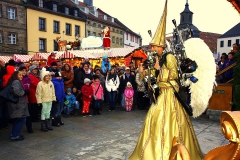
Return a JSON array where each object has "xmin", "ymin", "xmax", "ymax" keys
[
  {"xmin": 63, "ymin": 88, "xmax": 76, "ymax": 118},
  {"xmin": 91, "ymin": 75, "xmax": 104, "ymax": 115},
  {"xmin": 124, "ymin": 82, "xmax": 134, "ymax": 112},
  {"xmin": 81, "ymin": 78, "xmax": 93, "ymax": 117},
  {"xmin": 72, "ymin": 86, "xmax": 81, "ymax": 116},
  {"xmin": 36, "ymin": 68, "xmax": 56, "ymax": 132}
]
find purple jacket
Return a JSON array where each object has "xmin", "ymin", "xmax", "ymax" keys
[
  {"xmin": 22, "ymin": 75, "xmax": 31, "ymax": 91},
  {"xmin": 21, "ymin": 75, "xmax": 31, "ymax": 103}
]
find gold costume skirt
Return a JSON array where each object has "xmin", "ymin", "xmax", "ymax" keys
[{"xmin": 128, "ymin": 87, "xmax": 204, "ymax": 160}]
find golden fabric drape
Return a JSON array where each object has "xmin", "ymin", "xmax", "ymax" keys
[{"xmin": 128, "ymin": 54, "xmax": 204, "ymax": 160}]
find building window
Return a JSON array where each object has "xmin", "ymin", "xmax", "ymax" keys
[
  {"xmin": 74, "ymin": 10, "xmax": 78, "ymax": 17},
  {"xmin": 0, "ymin": 5, "xmax": 2, "ymax": 17},
  {"xmin": 98, "ymin": 24, "xmax": 101, "ymax": 28},
  {"xmin": 116, "ymin": 30, "xmax": 119, "ymax": 33},
  {"xmin": 220, "ymin": 41, "xmax": 224, "ymax": 47},
  {"xmin": 112, "ymin": 28, "xmax": 115, "ymax": 32},
  {"xmin": 87, "ymin": 21, "xmax": 91, "ymax": 25},
  {"xmin": 0, "ymin": 32, "xmax": 2, "ymax": 43},
  {"xmin": 120, "ymin": 38, "xmax": 123, "ymax": 45},
  {"xmin": 75, "ymin": 25, "xmax": 80, "ymax": 36},
  {"xmin": 112, "ymin": 36, "xmax": 115, "ymax": 43},
  {"xmin": 126, "ymin": 33, "xmax": 128, "ymax": 40},
  {"xmin": 92, "ymin": 32, "xmax": 96, "ymax": 36},
  {"xmin": 98, "ymin": 33, "xmax": 101, "ymax": 37},
  {"xmin": 66, "ymin": 23, "xmax": 71, "ymax": 35},
  {"xmin": 120, "ymin": 31, "xmax": 123, "ymax": 34},
  {"xmin": 87, "ymin": 31, "xmax": 90, "ymax": 36},
  {"xmin": 53, "ymin": 4, "xmax": 57, "ymax": 11},
  {"xmin": 39, "ymin": 0, "xmax": 43, "ymax": 8},
  {"xmin": 53, "ymin": 21, "xmax": 59, "ymax": 33},
  {"xmin": 8, "ymin": 33, "xmax": 17, "ymax": 44},
  {"xmin": 93, "ymin": 23, "xmax": 96, "ymax": 27},
  {"xmin": 236, "ymin": 39, "xmax": 239, "ymax": 45},
  {"xmin": 65, "ymin": 7, "xmax": 69, "ymax": 15},
  {"xmin": 53, "ymin": 40, "xmax": 58, "ymax": 51},
  {"xmin": 228, "ymin": 40, "xmax": 231, "ymax": 47},
  {"xmin": 116, "ymin": 37, "xmax": 119, "ymax": 44},
  {"xmin": 39, "ymin": 18, "xmax": 46, "ymax": 31},
  {"xmin": 39, "ymin": 38, "xmax": 46, "ymax": 51},
  {"xmin": 7, "ymin": 7, "xmax": 16, "ymax": 20}
]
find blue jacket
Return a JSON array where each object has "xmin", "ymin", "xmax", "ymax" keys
[
  {"xmin": 65, "ymin": 94, "xmax": 76, "ymax": 108},
  {"xmin": 101, "ymin": 60, "xmax": 111, "ymax": 73},
  {"xmin": 222, "ymin": 59, "xmax": 235, "ymax": 80},
  {"xmin": 51, "ymin": 77, "xmax": 65, "ymax": 102}
]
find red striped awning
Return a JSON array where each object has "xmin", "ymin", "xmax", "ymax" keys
[
  {"xmin": 59, "ymin": 51, "xmax": 76, "ymax": 59},
  {"xmin": 13, "ymin": 54, "xmax": 33, "ymax": 62},
  {"xmin": 32, "ymin": 52, "xmax": 62, "ymax": 60},
  {"xmin": 0, "ymin": 56, "xmax": 13, "ymax": 63}
]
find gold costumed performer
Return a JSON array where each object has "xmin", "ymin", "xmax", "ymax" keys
[{"xmin": 128, "ymin": 0, "xmax": 204, "ymax": 159}]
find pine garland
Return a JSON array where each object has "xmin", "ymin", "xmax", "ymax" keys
[{"xmin": 233, "ymin": 50, "xmax": 240, "ymax": 110}]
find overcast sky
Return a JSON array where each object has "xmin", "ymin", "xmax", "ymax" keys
[{"xmin": 81, "ymin": 0, "xmax": 240, "ymax": 45}]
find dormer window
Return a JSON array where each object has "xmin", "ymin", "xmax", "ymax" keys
[
  {"xmin": 65, "ymin": 7, "xmax": 69, "ymax": 15},
  {"xmin": 74, "ymin": 10, "xmax": 78, "ymax": 17},
  {"xmin": 39, "ymin": 0, "xmax": 43, "ymax": 8},
  {"xmin": 53, "ymin": 4, "xmax": 57, "ymax": 12},
  {"xmin": 104, "ymin": 15, "xmax": 107, "ymax": 20},
  {"xmin": 111, "ymin": 17, "xmax": 114, "ymax": 23}
]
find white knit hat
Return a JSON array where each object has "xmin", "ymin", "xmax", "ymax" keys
[
  {"xmin": 127, "ymin": 82, "xmax": 132, "ymax": 87},
  {"xmin": 84, "ymin": 78, "xmax": 91, "ymax": 84},
  {"xmin": 40, "ymin": 68, "xmax": 50, "ymax": 81}
]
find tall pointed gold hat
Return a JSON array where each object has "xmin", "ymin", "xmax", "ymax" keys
[{"xmin": 150, "ymin": 0, "xmax": 167, "ymax": 47}]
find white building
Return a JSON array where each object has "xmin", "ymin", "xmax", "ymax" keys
[
  {"xmin": 123, "ymin": 31, "xmax": 141, "ymax": 48},
  {"xmin": 217, "ymin": 22, "xmax": 240, "ymax": 54}
]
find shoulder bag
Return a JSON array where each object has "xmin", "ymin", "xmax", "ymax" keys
[{"xmin": 0, "ymin": 82, "xmax": 19, "ymax": 104}]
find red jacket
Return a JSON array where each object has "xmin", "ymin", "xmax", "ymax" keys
[
  {"xmin": 2, "ymin": 65, "xmax": 15, "ymax": 87},
  {"xmin": 28, "ymin": 73, "xmax": 40, "ymax": 103},
  {"xmin": 81, "ymin": 84, "xmax": 93, "ymax": 102}
]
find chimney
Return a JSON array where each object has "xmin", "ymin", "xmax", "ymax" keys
[{"xmin": 84, "ymin": 0, "xmax": 93, "ymax": 6}]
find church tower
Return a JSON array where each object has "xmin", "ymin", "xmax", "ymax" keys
[{"xmin": 177, "ymin": 0, "xmax": 200, "ymax": 41}]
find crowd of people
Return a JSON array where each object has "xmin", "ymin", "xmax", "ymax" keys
[
  {"xmin": 0, "ymin": 55, "xmax": 151, "ymax": 141},
  {"xmin": 216, "ymin": 43, "xmax": 240, "ymax": 83}
]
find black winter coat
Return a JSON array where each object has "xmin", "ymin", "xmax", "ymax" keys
[{"xmin": 119, "ymin": 74, "xmax": 136, "ymax": 94}]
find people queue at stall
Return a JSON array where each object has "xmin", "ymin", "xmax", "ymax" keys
[{"xmin": 0, "ymin": 56, "xmax": 150, "ymax": 141}]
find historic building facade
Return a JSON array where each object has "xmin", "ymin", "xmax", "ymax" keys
[
  {"xmin": 26, "ymin": 0, "xmax": 85, "ymax": 54},
  {"xmin": 0, "ymin": 0, "xmax": 27, "ymax": 56},
  {"xmin": 75, "ymin": 1, "xmax": 125, "ymax": 48}
]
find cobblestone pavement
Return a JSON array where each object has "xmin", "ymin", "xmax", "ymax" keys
[{"xmin": 0, "ymin": 106, "xmax": 228, "ymax": 160}]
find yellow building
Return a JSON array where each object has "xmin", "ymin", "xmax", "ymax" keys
[{"xmin": 26, "ymin": 0, "xmax": 85, "ymax": 55}]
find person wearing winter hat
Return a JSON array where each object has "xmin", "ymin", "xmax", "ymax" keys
[
  {"xmin": 81, "ymin": 78, "xmax": 93, "ymax": 117},
  {"xmin": 124, "ymin": 82, "xmax": 134, "ymax": 111},
  {"xmin": 47, "ymin": 52, "xmax": 57, "ymax": 67},
  {"xmin": 36, "ymin": 68, "xmax": 56, "ymax": 132},
  {"xmin": 91, "ymin": 75, "xmax": 104, "ymax": 115},
  {"xmin": 63, "ymin": 88, "xmax": 76, "ymax": 118},
  {"xmin": 101, "ymin": 55, "xmax": 111, "ymax": 75},
  {"xmin": 28, "ymin": 65, "xmax": 41, "ymax": 122},
  {"xmin": 47, "ymin": 61, "xmax": 65, "ymax": 126},
  {"xmin": 19, "ymin": 66, "xmax": 33, "ymax": 133},
  {"xmin": 2, "ymin": 60, "xmax": 16, "ymax": 87}
]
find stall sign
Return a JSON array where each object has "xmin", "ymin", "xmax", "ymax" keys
[{"xmin": 81, "ymin": 36, "xmax": 103, "ymax": 49}]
